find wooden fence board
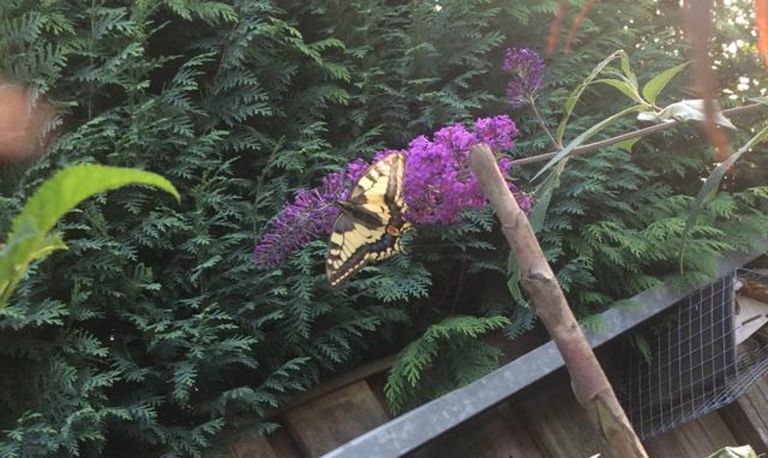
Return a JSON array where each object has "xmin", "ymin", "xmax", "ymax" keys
[
  {"xmin": 268, "ymin": 428, "xmax": 304, "ymax": 458},
  {"xmin": 223, "ymin": 430, "xmax": 278, "ymax": 458},
  {"xmin": 721, "ymin": 374, "xmax": 768, "ymax": 453},
  {"xmin": 408, "ymin": 402, "xmax": 543, "ymax": 458},
  {"xmin": 283, "ymin": 380, "xmax": 390, "ymax": 457},
  {"xmin": 519, "ymin": 374, "xmax": 607, "ymax": 458},
  {"xmin": 643, "ymin": 411, "xmax": 737, "ymax": 458}
]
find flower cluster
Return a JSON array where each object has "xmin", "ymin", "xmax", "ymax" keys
[
  {"xmin": 402, "ymin": 116, "xmax": 523, "ymax": 224},
  {"xmin": 502, "ymin": 48, "xmax": 545, "ymax": 108},
  {"xmin": 253, "ymin": 163, "xmax": 354, "ymax": 268},
  {"xmin": 254, "ymin": 115, "xmax": 530, "ymax": 268}
]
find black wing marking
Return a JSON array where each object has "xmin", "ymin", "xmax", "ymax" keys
[{"xmin": 326, "ymin": 152, "xmax": 409, "ymax": 286}]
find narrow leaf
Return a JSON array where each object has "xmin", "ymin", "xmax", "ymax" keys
[
  {"xmin": 10, "ymin": 164, "xmax": 179, "ymax": 239},
  {"xmin": 536, "ymin": 105, "xmax": 644, "ymax": 181},
  {"xmin": 614, "ymin": 137, "xmax": 640, "ymax": 152},
  {"xmin": 679, "ymin": 122, "xmax": 768, "ymax": 272},
  {"xmin": 556, "ymin": 50, "xmax": 626, "ymax": 144},
  {"xmin": 595, "ymin": 78, "xmax": 644, "ymax": 104},
  {"xmin": 641, "ymin": 62, "xmax": 689, "ymax": 106},
  {"xmin": 529, "ymin": 166, "xmax": 562, "ymax": 231},
  {"xmin": 620, "ymin": 50, "xmax": 638, "ymax": 87},
  {"xmin": 0, "ymin": 164, "xmax": 179, "ymax": 313}
]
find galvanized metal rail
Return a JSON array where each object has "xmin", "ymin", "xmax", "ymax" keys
[{"xmin": 321, "ymin": 241, "xmax": 768, "ymax": 458}]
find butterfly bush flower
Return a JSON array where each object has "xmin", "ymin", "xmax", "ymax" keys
[
  {"xmin": 403, "ymin": 115, "xmax": 527, "ymax": 224},
  {"xmin": 254, "ymin": 114, "xmax": 530, "ymax": 267},
  {"xmin": 254, "ymin": 165, "xmax": 350, "ymax": 268},
  {"xmin": 503, "ymin": 48, "xmax": 545, "ymax": 108}
]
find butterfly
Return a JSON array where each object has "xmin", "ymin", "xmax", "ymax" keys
[{"xmin": 326, "ymin": 152, "xmax": 410, "ymax": 286}]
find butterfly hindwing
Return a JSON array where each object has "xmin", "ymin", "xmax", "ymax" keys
[{"xmin": 326, "ymin": 152, "xmax": 409, "ymax": 286}]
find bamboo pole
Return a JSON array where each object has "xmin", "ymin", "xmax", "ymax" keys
[{"xmin": 469, "ymin": 143, "xmax": 648, "ymax": 458}]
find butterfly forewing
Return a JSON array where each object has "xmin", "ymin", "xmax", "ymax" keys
[{"xmin": 326, "ymin": 152, "xmax": 409, "ymax": 286}]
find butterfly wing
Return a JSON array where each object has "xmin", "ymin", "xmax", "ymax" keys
[{"xmin": 326, "ymin": 152, "xmax": 409, "ymax": 286}]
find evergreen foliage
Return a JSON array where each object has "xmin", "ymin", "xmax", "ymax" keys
[
  {"xmin": 0, "ymin": 0, "xmax": 766, "ymax": 455},
  {"xmin": 383, "ymin": 315, "xmax": 509, "ymax": 414}
]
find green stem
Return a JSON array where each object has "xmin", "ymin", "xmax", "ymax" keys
[{"xmin": 530, "ymin": 99, "xmax": 560, "ymax": 149}]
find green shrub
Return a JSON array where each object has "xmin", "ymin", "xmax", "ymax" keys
[{"xmin": 0, "ymin": 0, "xmax": 766, "ymax": 456}]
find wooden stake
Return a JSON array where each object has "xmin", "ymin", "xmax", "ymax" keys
[{"xmin": 469, "ymin": 143, "xmax": 648, "ymax": 458}]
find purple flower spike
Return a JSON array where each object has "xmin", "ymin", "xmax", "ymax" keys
[
  {"xmin": 402, "ymin": 115, "xmax": 523, "ymax": 225},
  {"xmin": 254, "ymin": 115, "xmax": 529, "ymax": 268},
  {"xmin": 344, "ymin": 158, "xmax": 370, "ymax": 185},
  {"xmin": 253, "ymin": 186, "xmax": 341, "ymax": 269},
  {"xmin": 474, "ymin": 116, "xmax": 519, "ymax": 151},
  {"xmin": 503, "ymin": 48, "xmax": 545, "ymax": 108}
]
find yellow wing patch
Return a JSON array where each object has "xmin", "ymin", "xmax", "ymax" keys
[{"xmin": 326, "ymin": 152, "xmax": 409, "ymax": 286}]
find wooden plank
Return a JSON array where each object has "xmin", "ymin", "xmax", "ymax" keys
[
  {"xmin": 275, "ymin": 355, "xmax": 397, "ymax": 417},
  {"xmin": 519, "ymin": 374, "xmax": 606, "ymax": 458},
  {"xmin": 409, "ymin": 401, "xmax": 543, "ymax": 458},
  {"xmin": 643, "ymin": 411, "xmax": 737, "ymax": 458},
  {"xmin": 495, "ymin": 402, "xmax": 546, "ymax": 458},
  {"xmin": 719, "ymin": 401, "xmax": 767, "ymax": 455},
  {"xmin": 268, "ymin": 428, "xmax": 304, "ymax": 458},
  {"xmin": 722, "ymin": 374, "xmax": 768, "ymax": 452},
  {"xmin": 223, "ymin": 430, "xmax": 278, "ymax": 458},
  {"xmin": 283, "ymin": 380, "xmax": 390, "ymax": 457}
]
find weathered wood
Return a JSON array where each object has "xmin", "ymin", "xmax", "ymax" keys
[
  {"xmin": 223, "ymin": 430, "xmax": 278, "ymax": 458},
  {"xmin": 275, "ymin": 354, "xmax": 398, "ymax": 417},
  {"xmin": 221, "ymin": 422, "xmax": 304, "ymax": 458},
  {"xmin": 644, "ymin": 411, "xmax": 737, "ymax": 458},
  {"xmin": 468, "ymin": 144, "xmax": 648, "ymax": 458},
  {"xmin": 721, "ymin": 373, "xmax": 768, "ymax": 452},
  {"xmin": 283, "ymin": 380, "xmax": 390, "ymax": 457},
  {"xmin": 268, "ymin": 428, "xmax": 304, "ymax": 458},
  {"xmin": 410, "ymin": 402, "xmax": 543, "ymax": 458},
  {"xmin": 719, "ymin": 401, "xmax": 768, "ymax": 455},
  {"xmin": 520, "ymin": 374, "xmax": 606, "ymax": 458}
]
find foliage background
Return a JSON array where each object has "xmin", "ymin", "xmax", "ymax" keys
[{"xmin": 0, "ymin": 0, "xmax": 766, "ymax": 456}]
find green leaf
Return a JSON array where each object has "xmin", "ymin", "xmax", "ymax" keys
[
  {"xmin": 506, "ymin": 253, "xmax": 527, "ymax": 306},
  {"xmin": 595, "ymin": 78, "xmax": 644, "ymax": 104},
  {"xmin": 0, "ymin": 164, "xmax": 179, "ymax": 312},
  {"xmin": 535, "ymin": 105, "xmax": 644, "ymax": 181},
  {"xmin": 619, "ymin": 50, "xmax": 638, "ymax": 87},
  {"xmin": 614, "ymin": 137, "xmax": 640, "ymax": 152},
  {"xmin": 556, "ymin": 50, "xmax": 627, "ymax": 145},
  {"xmin": 529, "ymin": 165, "xmax": 563, "ymax": 231},
  {"xmin": 641, "ymin": 61, "xmax": 688, "ymax": 106},
  {"xmin": 10, "ymin": 164, "xmax": 179, "ymax": 239},
  {"xmin": 679, "ymin": 122, "xmax": 768, "ymax": 272},
  {"xmin": 384, "ymin": 315, "xmax": 509, "ymax": 414}
]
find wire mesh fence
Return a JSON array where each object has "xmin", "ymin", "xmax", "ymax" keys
[{"xmin": 616, "ymin": 269, "xmax": 768, "ymax": 439}]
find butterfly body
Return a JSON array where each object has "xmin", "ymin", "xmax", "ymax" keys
[{"xmin": 326, "ymin": 152, "xmax": 410, "ymax": 286}]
